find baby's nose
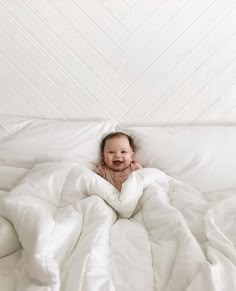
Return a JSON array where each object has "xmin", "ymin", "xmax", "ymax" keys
[{"xmin": 114, "ymin": 152, "xmax": 121, "ymax": 158}]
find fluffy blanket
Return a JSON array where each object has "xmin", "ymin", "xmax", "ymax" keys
[{"xmin": 0, "ymin": 163, "xmax": 236, "ymax": 291}]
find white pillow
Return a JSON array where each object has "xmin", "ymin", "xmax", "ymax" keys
[
  {"xmin": 0, "ymin": 116, "xmax": 116, "ymax": 169},
  {"xmin": 121, "ymin": 126, "xmax": 236, "ymax": 193}
]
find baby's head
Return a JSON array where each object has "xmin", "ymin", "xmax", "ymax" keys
[{"xmin": 101, "ymin": 132, "xmax": 135, "ymax": 171}]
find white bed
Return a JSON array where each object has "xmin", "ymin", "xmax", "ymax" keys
[{"xmin": 0, "ymin": 115, "xmax": 236, "ymax": 291}]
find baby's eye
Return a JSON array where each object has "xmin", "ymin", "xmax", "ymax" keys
[
  {"xmin": 121, "ymin": 151, "xmax": 127, "ymax": 153},
  {"xmin": 109, "ymin": 151, "xmax": 114, "ymax": 154}
]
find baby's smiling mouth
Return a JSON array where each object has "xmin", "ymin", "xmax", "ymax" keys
[{"xmin": 113, "ymin": 160, "xmax": 123, "ymax": 165}]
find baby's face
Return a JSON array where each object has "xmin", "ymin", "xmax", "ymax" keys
[{"xmin": 103, "ymin": 136, "xmax": 134, "ymax": 171}]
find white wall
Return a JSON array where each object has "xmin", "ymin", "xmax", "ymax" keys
[{"xmin": 0, "ymin": 0, "xmax": 235, "ymax": 124}]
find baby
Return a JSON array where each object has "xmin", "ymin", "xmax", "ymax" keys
[{"xmin": 95, "ymin": 132, "xmax": 143, "ymax": 191}]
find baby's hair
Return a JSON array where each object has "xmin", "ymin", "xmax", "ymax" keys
[{"xmin": 101, "ymin": 132, "xmax": 135, "ymax": 152}]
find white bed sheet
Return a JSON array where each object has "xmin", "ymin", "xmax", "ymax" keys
[{"xmin": 1, "ymin": 116, "xmax": 236, "ymax": 291}]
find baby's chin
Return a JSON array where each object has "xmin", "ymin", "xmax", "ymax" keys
[{"xmin": 110, "ymin": 163, "xmax": 130, "ymax": 172}]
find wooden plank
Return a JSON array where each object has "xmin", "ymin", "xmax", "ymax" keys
[
  {"xmin": 22, "ymin": 0, "xmax": 127, "ymax": 94},
  {"xmin": 0, "ymin": 76, "xmax": 41, "ymax": 117},
  {"xmin": 119, "ymin": 19, "xmax": 236, "ymax": 124},
  {"xmin": 221, "ymin": 91, "xmax": 236, "ymax": 121},
  {"xmin": 194, "ymin": 82, "xmax": 236, "ymax": 122},
  {"xmin": 0, "ymin": 33, "xmax": 89, "ymax": 119},
  {"xmin": 119, "ymin": 0, "xmax": 235, "ymax": 107},
  {"xmin": 0, "ymin": 90, "xmax": 15, "ymax": 115},
  {"xmin": 44, "ymin": 0, "xmax": 129, "ymax": 70},
  {"xmin": 144, "ymin": 31, "xmax": 236, "ymax": 123},
  {"xmin": 119, "ymin": 0, "xmax": 219, "ymax": 85},
  {"xmin": 119, "ymin": 0, "xmax": 190, "ymax": 58},
  {"xmin": 0, "ymin": 56, "xmax": 66, "ymax": 119},
  {"xmin": 123, "ymin": 0, "xmax": 140, "ymax": 7},
  {"xmin": 97, "ymin": 0, "xmax": 130, "ymax": 20},
  {"xmin": 73, "ymin": 0, "xmax": 129, "ymax": 39},
  {"xmin": 0, "ymin": 0, "xmax": 127, "ymax": 119},
  {"xmin": 170, "ymin": 58, "xmax": 236, "ymax": 122},
  {"xmin": 0, "ymin": 9, "xmax": 122, "ymax": 119},
  {"xmin": 120, "ymin": 0, "xmax": 164, "ymax": 32}
]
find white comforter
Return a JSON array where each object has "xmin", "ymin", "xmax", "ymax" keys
[{"xmin": 0, "ymin": 163, "xmax": 236, "ymax": 291}]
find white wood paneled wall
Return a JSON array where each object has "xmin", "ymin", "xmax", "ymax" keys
[{"xmin": 0, "ymin": 0, "xmax": 235, "ymax": 124}]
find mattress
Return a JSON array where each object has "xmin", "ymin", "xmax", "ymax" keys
[{"xmin": 0, "ymin": 115, "xmax": 236, "ymax": 291}]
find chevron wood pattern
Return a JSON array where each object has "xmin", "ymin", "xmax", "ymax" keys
[{"xmin": 0, "ymin": 0, "xmax": 235, "ymax": 124}]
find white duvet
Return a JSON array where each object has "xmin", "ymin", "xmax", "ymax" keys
[{"xmin": 1, "ymin": 163, "xmax": 236, "ymax": 291}]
